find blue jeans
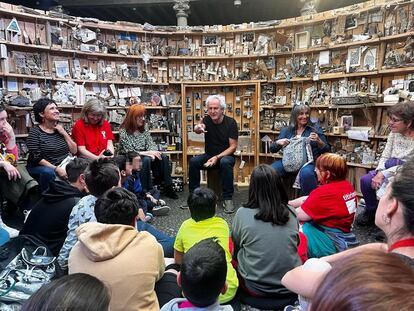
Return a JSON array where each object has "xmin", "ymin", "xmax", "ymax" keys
[
  {"xmin": 136, "ymin": 221, "xmax": 175, "ymax": 258},
  {"xmin": 141, "ymin": 154, "xmax": 173, "ymax": 192},
  {"xmin": 271, "ymin": 160, "xmax": 317, "ymax": 195},
  {"xmin": 188, "ymin": 154, "xmax": 235, "ymax": 200},
  {"xmin": 27, "ymin": 165, "xmax": 56, "ymax": 194}
]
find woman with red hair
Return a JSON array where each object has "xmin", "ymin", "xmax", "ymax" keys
[
  {"xmin": 289, "ymin": 153, "xmax": 358, "ymax": 258},
  {"xmin": 119, "ymin": 104, "xmax": 177, "ymax": 199}
]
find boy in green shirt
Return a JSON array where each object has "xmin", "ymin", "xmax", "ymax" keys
[{"xmin": 174, "ymin": 187, "xmax": 238, "ymax": 304}]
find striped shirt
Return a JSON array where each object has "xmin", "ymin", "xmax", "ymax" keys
[{"xmin": 26, "ymin": 126, "xmax": 70, "ymax": 166}]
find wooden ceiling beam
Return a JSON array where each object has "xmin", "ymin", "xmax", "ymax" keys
[{"xmin": 56, "ymin": 0, "xmax": 201, "ymax": 8}]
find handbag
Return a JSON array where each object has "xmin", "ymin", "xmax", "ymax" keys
[
  {"xmin": 282, "ymin": 137, "xmax": 310, "ymax": 172},
  {"xmin": 0, "ymin": 246, "xmax": 57, "ymax": 305}
]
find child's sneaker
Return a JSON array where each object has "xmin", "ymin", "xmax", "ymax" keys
[
  {"xmin": 144, "ymin": 213, "xmax": 154, "ymax": 223},
  {"xmin": 152, "ymin": 205, "xmax": 170, "ymax": 216}
]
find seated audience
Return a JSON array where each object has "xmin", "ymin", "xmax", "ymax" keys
[
  {"xmin": 309, "ymin": 250, "xmax": 414, "ymax": 311},
  {"xmin": 162, "ymin": 238, "xmax": 233, "ymax": 311},
  {"xmin": 270, "ymin": 104, "xmax": 330, "ymax": 195},
  {"xmin": 72, "ymin": 98, "xmax": 114, "ymax": 160},
  {"xmin": 174, "ymin": 187, "xmax": 238, "ymax": 304},
  {"xmin": 0, "ymin": 104, "xmax": 37, "ymax": 238},
  {"xmin": 231, "ymin": 164, "xmax": 300, "ymax": 302},
  {"xmin": 69, "ymin": 187, "xmax": 165, "ymax": 311},
  {"xmin": 21, "ymin": 273, "xmax": 110, "ymax": 311},
  {"xmin": 119, "ymin": 104, "xmax": 177, "ymax": 199},
  {"xmin": 114, "ymin": 153, "xmax": 175, "ymax": 257},
  {"xmin": 58, "ymin": 158, "xmax": 120, "ymax": 268},
  {"xmin": 20, "ymin": 158, "xmax": 90, "ymax": 256},
  {"xmin": 282, "ymin": 157, "xmax": 414, "ymax": 308},
  {"xmin": 359, "ymin": 101, "xmax": 414, "ymax": 225},
  {"xmin": 290, "ymin": 153, "xmax": 358, "ymax": 258},
  {"xmin": 26, "ymin": 98, "xmax": 77, "ymax": 192}
]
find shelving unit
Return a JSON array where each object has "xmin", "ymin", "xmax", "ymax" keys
[{"xmin": 1, "ymin": 0, "xmax": 414, "ymax": 191}]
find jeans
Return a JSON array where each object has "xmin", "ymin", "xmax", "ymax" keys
[
  {"xmin": 141, "ymin": 154, "xmax": 172, "ymax": 192},
  {"xmin": 360, "ymin": 158, "xmax": 404, "ymax": 213},
  {"xmin": 136, "ymin": 220, "xmax": 175, "ymax": 258},
  {"xmin": 188, "ymin": 154, "xmax": 235, "ymax": 200},
  {"xmin": 271, "ymin": 160, "xmax": 317, "ymax": 196},
  {"xmin": 26, "ymin": 165, "xmax": 56, "ymax": 194}
]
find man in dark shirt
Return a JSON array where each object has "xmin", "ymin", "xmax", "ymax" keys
[
  {"xmin": 20, "ymin": 158, "xmax": 89, "ymax": 255},
  {"xmin": 189, "ymin": 95, "xmax": 238, "ymax": 213}
]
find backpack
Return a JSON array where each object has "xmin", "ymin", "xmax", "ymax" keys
[
  {"xmin": 282, "ymin": 137, "xmax": 311, "ymax": 172},
  {"xmin": 0, "ymin": 235, "xmax": 63, "ymax": 308}
]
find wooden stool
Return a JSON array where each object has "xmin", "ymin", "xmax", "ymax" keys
[{"xmin": 207, "ymin": 169, "xmax": 223, "ymax": 201}]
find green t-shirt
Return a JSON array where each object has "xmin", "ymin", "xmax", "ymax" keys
[{"xmin": 174, "ymin": 217, "xmax": 239, "ymax": 303}]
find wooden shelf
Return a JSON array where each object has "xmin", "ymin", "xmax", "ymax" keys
[
  {"xmin": 259, "ymin": 130, "xmax": 280, "ymax": 134},
  {"xmin": 346, "ymin": 162, "xmax": 374, "ymax": 169},
  {"xmin": 259, "ymin": 153, "xmax": 282, "ymax": 159}
]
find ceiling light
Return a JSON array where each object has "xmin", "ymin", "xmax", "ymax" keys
[{"xmin": 234, "ymin": 0, "xmax": 241, "ymax": 7}]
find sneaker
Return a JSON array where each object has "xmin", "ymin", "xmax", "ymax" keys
[
  {"xmin": 284, "ymin": 305, "xmax": 302, "ymax": 311},
  {"xmin": 164, "ymin": 185, "xmax": 178, "ymax": 199},
  {"xmin": 0, "ymin": 216, "xmax": 19, "ymax": 238},
  {"xmin": 223, "ymin": 200, "xmax": 236, "ymax": 214},
  {"xmin": 152, "ymin": 205, "xmax": 171, "ymax": 216},
  {"xmin": 158, "ymin": 199, "xmax": 166, "ymax": 206},
  {"xmin": 144, "ymin": 213, "xmax": 154, "ymax": 223}
]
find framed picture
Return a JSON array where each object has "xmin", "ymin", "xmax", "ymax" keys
[
  {"xmin": 203, "ymin": 35, "xmax": 218, "ymax": 46},
  {"xmin": 340, "ymin": 115, "xmax": 353, "ymax": 131},
  {"xmin": 54, "ymin": 60, "xmax": 70, "ymax": 78},
  {"xmin": 347, "ymin": 47, "xmax": 361, "ymax": 67},
  {"xmin": 295, "ymin": 31, "xmax": 310, "ymax": 50},
  {"xmin": 363, "ymin": 47, "xmax": 377, "ymax": 71},
  {"xmin": 311, "ymin": 36, "xmax": 322, "ymax": 47},
  {"xmin": 345, "ymin": 16, "xmax": 358, "ymax": 30},
  {"xmin": 242, "ymin": 32, "xmax": 255, "ymax": 43}
]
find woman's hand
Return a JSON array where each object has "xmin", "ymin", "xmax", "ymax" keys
[
  {"xmin": 54, "ymin": 124, "xmax": 67, "ymax": 135},
  {"xmin": 309, "ymin": 132, "xmax": 324, "ymax": 146},
  {"xmin": 276, "ymin": 138, "xmax": 290, "ymax": 147},
  {"xmin": 371, "ymin": 172, "xmax": 385, "ymax": 189},
  {"xmin": 55, "ymin": 166, "xmax": 68, "ymax": 179},
  {"xmin": 140, "ymin": 151, "xmax": 162, "ymax": 160},
  {"xmin": 1, "ymin": 162, "xmax": 20, "ymax": 181}
]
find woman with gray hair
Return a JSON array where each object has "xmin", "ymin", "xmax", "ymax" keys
[
  {"xmin": 270, "ymin": 104, "xmax": 330, "ymax": 195},
  {"xmin": 72, "ymin": 98, "xmax": 115, "ymax": 160}
]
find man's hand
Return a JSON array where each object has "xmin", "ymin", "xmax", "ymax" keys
[
  {"xmin": 2, "ymin": 162, "xmax": 20, "ymax": 181},
  {"xmin": 371, "ymin": 171, "xmax": 385, "ymax": 189},
  {"xmin": 194, "ymin": 123, "xmax": 206, "ymax": 134},
  {"xmin": 203, "ymin": 156, "xmax": 219, "ymax": 168}
]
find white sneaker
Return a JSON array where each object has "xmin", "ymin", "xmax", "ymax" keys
[
  {"xmin": 152, "ymin": 205, "xmax": 171, "ymax": 216},
  {"xmin": 0, "ymin": 216, "xmax": 19, "ymax": 238}
]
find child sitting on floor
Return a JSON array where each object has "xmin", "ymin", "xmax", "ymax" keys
[
  {"xmin": 162, "ymin": 238, "xmax": 233, "ymax": 311},
  {"xmin": 114, "ymin": 152, "xmax": 170, "ymax": 220},
  {"xmin": 174, "ymin": 187, "xmax": 238, "ymax": 305}
]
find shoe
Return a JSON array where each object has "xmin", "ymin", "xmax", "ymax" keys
[
  {"xmin": 158, "ymin": 199, "xmax": 166, "ymax": 206},
  {"xmin": 223, "ymin": 200, "xmax": 236, "ymax": 214},
  {"xmin": 0, "ymin": 216, "xmax": 19, "ymax": 238},
  {"xmin": 152, "ymin": 205, "xmax": 171, "ymax": 216},
  {"xmin": 164, "ymin": 186, "xmax": 178, "ymax": 199},
  {"xmin": 144, "ymin": 213, "xmax": 154, "ymax": 223},
  {"xmin": 284, "ymin": 305, "xmax": 302, "ymax": 311}
]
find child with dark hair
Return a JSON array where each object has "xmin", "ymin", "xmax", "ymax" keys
[
  {"xmin": 162, "ymin": 238, "xmax": 233, "ymax": 311},
  {"xmin": 113, "ymin": 153, "xmax": 170, "ymax": 220},
  {"xmin": 69, "ymin": 187, "xmax": 165, "ymax": 311},
  {"xmin": 21, "ymin": 273, "xmax": 110, "ymax": 311},
  {"xmin": 113, "ymin": 153, "xmax": 176, "ymax": 257},
  {"xmin": 174, "ymin": 188, "xmax": 238, "ymax": 304},
  {"xmin": 21, "ymin": 158, "xmax": 90, "ymax": 255},
  {"xmin": 58, "ymin": 158, "xmax": 120, "ymax": 268}
]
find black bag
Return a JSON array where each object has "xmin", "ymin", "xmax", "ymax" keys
[{"xmin": 0, "ymin": 235, "xmax": 63, "ymax": 308}]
